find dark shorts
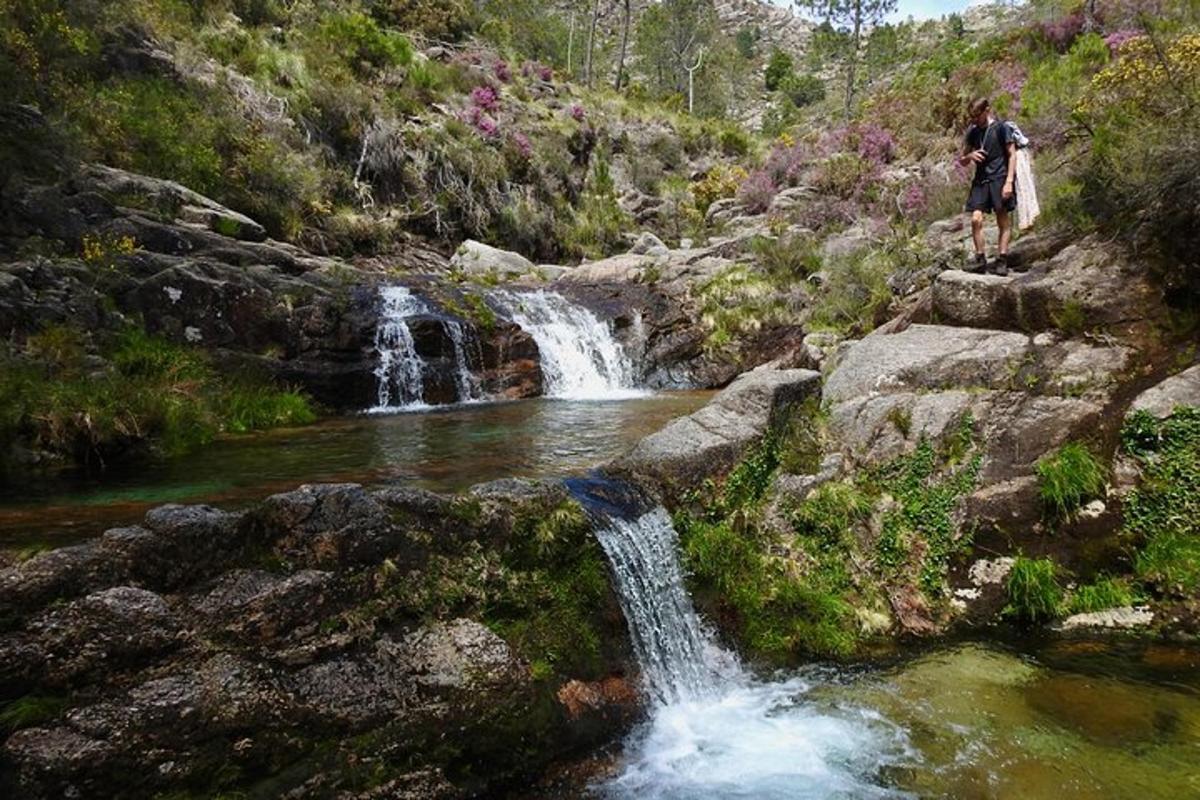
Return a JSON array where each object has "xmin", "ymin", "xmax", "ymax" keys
[{"xmin": 966, "ymin": 179, "xmax": 1017, "ymax": 214}]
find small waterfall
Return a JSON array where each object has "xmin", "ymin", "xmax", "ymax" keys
[
  {"xmin": 594, "ymin": 507, "xmax": 726, "ymax": 704},
  {"xmin": 574, "ymin": 480, "xmax": 913, "ymax": 799},
  {"xmin": 490, "ymin": 290, "xmax": 643, "ymax": 400},
  {"xmin": 371, "ymin": 286, "xmax": 485, "ymax": 411},
  {"xmin": 443, "ymin": 319, "xmax": 483, "ymax": 403},
  {"xmin": 373, "ymin": 286, "xmax": 427, "ymax": 411}
]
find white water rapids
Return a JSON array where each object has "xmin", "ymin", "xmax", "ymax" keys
[
  {"xmin": 490, "ymin": 289, "xmax": 646, "ymax": 401},
  {"xmin": 591, "ymin": 506, "xmax": 913, "ymax": 800}
]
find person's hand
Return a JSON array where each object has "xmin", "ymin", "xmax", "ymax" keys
[
  {"xmin": 969, "ymin": 149, "xmax": 987, "ymax": 164},
  {"xmin": 1002, "ymin": 180, "xmax": 1014, "ymax": 200}
]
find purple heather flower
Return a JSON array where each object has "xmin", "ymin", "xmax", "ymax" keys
[
  {"xmin": 737, "ymin": 170, "xmax": 779, "ymax": 214},
  {"xmin": 470, "ymin": 85, "xmax": 499, "ymax": 112},
  {"xmin": 511, "ymin": 132, "xmax": 532, "ymax": 158}
]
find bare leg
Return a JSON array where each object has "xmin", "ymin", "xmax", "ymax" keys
[
  {"xmin": 997, "ymin": 208, "xmax": 1012, "ymax": 255},
  {"xmin": 971, "ymin": 210, "xmax": 985, "ymax": 255}
]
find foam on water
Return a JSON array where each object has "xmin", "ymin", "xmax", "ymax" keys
[
  {"xmin": 489, "ymin": 289, "xmax": 646, "ymax": 401},
  {"xmin": 587, "ymin": 504, "xmax": 914, "ymax": 799},
  {"xmin": 372, "ymin": 285, "xmax": 427, "ymax": 411}
]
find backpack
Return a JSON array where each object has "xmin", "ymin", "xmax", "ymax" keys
[{"xmin": 1006, "ymin": 120, "xmax": 1031, "ymax": 150}]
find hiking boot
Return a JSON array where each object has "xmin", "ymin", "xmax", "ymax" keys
[
  {"xmin": 991, "ymin": 254, "xmax": 1010, "ymax": 277},
  {"xmin": 967, "ymin": 253, "xmax": 987, "ymax": 273}
]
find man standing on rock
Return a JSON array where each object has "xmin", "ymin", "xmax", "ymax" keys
[{"xmin": 960, "ymin": 97, "xmax": 1017, "ymax": 276}]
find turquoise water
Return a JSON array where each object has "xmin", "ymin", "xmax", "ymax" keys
[{"xmin": 0, "ymin": 392, "xmax": 711, "ymax": 549}]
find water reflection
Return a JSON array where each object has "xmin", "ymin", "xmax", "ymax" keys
[{"xmin": 0, "ymin": 392, "xmax": 712, "ymax": 548}]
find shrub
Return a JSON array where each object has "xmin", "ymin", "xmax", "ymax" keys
[
  {"xmin": 809, "ymin": 247, "xmax": 893, "ymax": 335},
  {"xmin": 1121, "ymin": 407, "xmax": 1200, "ymax": 595},
  {"xmin": 749, "ymin": 233, "xmax": 821, "ymax": 281},
  {"xmin": 1004, "ymin": 556, "xmax": 1063, "ymax": 623},
  {"xmin": 764, "ymin": 139, "xmax": 809, "ymax": 186},
  {"xmin": 764, "ymin": 48, "xmax": 794, "ymax": 91},
  {"xmin": 317, "ymin": 11, "xmax": 413, "ymax": 76},
  {"xmin": 78, "ymin": 77, "xmax": 225, "ymax": 197},
  {"xmin": 691, "ymin": 165, "xmax": 747, "ymax": 213},
  {"xmin": 371, "ymin": 0, "xmax": 473, "ymax": 40},
  {"xmin": 736, "ymin": 170, "xmax": 778, "ymax": 214},
  {"xmin": 1035, "ymin": 442, "xmax": 1107, "ymax": 519},
  {"xmin": 780, "ymin": 73, "xmax": 825, "ymax": 108},
  {"xmin": 718, "ymin": 126, "xmax": 752, "ymax": 157},
  {"xmin": 814, "ymin": 153, "xmax": 879, "ymax": 201}
]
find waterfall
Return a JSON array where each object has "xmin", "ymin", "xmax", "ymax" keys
[
  {"xmin": 371, "ymin": 286, "xmax": 484, "ymax": 412},
  {"xmin": 575, "ymin": 483, "xmax": 913, "ymax": 799},
  {"xmin": 489, "ymin": 290, "xmax": 643, "ymax": 400},
  {"xmin": 443, "ymin": 319, "xmax": 483, "ymax": 403},
  {"xmin": 593, "ymin": 507, "xmax": 727, "ymax": 704},
  {"xmin": 373, "ymin": 286, "xmax": 428, "ymax": 411}
]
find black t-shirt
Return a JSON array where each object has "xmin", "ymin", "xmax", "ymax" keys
[{"xmin": 964, "ymin": 120, "xmax": 1012, "ymax": 185}]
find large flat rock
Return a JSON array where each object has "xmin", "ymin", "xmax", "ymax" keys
[
  {"xmin": 930, "ymin": 236, "xmax": 1167, "ymax": 336},
  {"xmin": 823, "ymin": 324, "xmax": 1030, "ymax": 404},
  {"xmin": 614, "ymin": 368, "xmax": 821, "ymax": 494}
]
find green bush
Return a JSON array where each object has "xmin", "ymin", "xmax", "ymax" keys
[
  {"xmin": 764, "ymin": 48, "xmax": 794, "ymax": 91},
  {"xmin": 78, "ymin": 77, "xmax": 225, "ymax": 197},
  {"xmin": 750, "ymin": 233, "xmax": 822, "ymax": 282},
  {"xmin": 370, "ymin": 0, "xmax": 473, "ymax": 40},
  {"xmin": 1121, "ymin": 407, "xmax": 1200, "ymax": 595},
  {"xmin": 316, "ymin": 11, "xmax": 414, "ymax": 76},
  {"xmin": 808, "ymin": 248, "xmax": 893, "ymax": 335},
  {"xmin": 1035, "ymin": 442, "xmax": 1107, "ymax": 519},
  {"xmin": 780, "ymin": 73, "xmax": 825, "ymax": 108},
  {"xmin": 1004, "ymin": 556, "xmax": 1063, "ymax": 623}
]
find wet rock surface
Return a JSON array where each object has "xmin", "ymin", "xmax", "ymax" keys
[{"xmin": 0, "ymin": 478, "xmax": 638, "ymax": 799}]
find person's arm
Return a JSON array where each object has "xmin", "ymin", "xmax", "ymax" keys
[
  {"xmin": 1003, "ymin": 141, "xmax": 1017, "ymax": 198},
  {"xmin": 959, "ymin": 128, "xmax": 985, "ymax": 167}
]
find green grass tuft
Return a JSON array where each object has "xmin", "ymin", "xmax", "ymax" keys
[
  {"xmin": 1035, "ymin": 442, "xmax": 1107, "ymax": 520},
  {"xmin": 1067, "ymin": 575, "xmax": 1137, "ymax": 614},
  {"xmin": 1121, "ymin": 407, "xmax": 1200, "ymax": 594},
  {"xmin": 1004, "ymin": 556, "xmax": 1063, "ymax": 623},
  {"xmin": 1, "ymin": 695, "xmax": 69, "ymax": 733}
]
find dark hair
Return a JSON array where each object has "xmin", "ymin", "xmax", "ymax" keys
[{"xmin": 968, "ymin": 97, "xmax": 990, "ymax": 117}]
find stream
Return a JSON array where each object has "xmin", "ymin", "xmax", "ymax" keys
[
  {"xmin": 576, "ymin": 501, "xmax": 1200, "ymax": 800},
  {"xmin": 0, "ymin": 392, "xmax": 710, "ymax": 550}
]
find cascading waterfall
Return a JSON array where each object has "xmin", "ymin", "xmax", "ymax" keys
[
  {"xmin": 581, "ymin": 491, "xmax": 914, "ymax": 800},
  {"xmin": 489, "ymin": 289, "xmax": 644, "ymax": 400},
  {"xmin": 372, "ymin": 286, "xmax": 428, "ymax": 411},
  {"xmin": 371, "ymin": 286, "xmax": 484, "ymax": 412},
  {"xmin": 442, "ymin": 318, "xmax": 483, "ymax": 404},
  {"xmin": 593, "ymin": 507, "xmax": 726, "ymax": 704}
]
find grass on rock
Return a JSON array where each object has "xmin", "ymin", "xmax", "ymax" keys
[{"xmin": 1035, "ymin": 442, "xmax": 1107, "ymax": 520}]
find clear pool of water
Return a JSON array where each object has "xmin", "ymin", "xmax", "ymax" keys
[{"xmin": 0, "ymin": 392, "xmax": 712, "ymax": 549}]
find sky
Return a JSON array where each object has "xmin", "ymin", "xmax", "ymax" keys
[{"xmin": 774, "ymin": 0, "xmax": 993, "ymax": 23}]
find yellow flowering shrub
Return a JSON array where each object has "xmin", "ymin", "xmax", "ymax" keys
[
  {"xmin": 81, "ymin": 233, "xmax": 137, "ymax": 274},
  {"xmin": 1079, "ymin": 33, "xmax": 1200, "ymax": 117},
  {"xmin": 690, "ymin": 165, "xmax": 748, "ymax": 213}
]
